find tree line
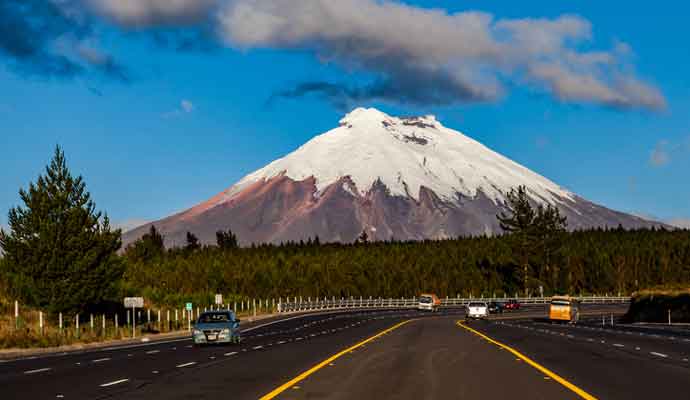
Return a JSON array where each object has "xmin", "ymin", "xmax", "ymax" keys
[{"xmin": 1, "ymin": 148, "xmax": 689, "ymax": 313}]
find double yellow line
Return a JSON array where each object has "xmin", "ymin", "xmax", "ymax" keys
[
  {"xmin": 260, "ymin": 319, "xmax": 412, "ymax": 400},
  {"xmin": 456, "ymin": 320, "xmax": 598, "ymax": 400}
]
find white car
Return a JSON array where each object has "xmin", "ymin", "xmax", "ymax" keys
[{"xmin": 467, "ymin": 302, "xmax": 489, "ymax": 319}]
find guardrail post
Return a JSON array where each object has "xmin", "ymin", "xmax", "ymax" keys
[
  {"xmin": 39, "ymin": 311, "xmax": 44, "ymax": 335},
  {"xmin": 14, "ymin": 300, "xmax": 18, "ymax": 330}
]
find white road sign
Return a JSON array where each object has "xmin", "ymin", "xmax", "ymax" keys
[
  {"xmin": 124, "ymin": 297, "xmax": 144, "ymax": 308},
  {"xmin": 215, "ymin": 294, "xmax": 223, "ymax": 305}
]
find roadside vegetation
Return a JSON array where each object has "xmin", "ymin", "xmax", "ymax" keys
[
  {"xmin": 1, "ymin": 147, "xmax": 689, "ymax": 348},
  {"xmin": 625, "ymin": 286, "xmax": 690, "ymax": 323}
]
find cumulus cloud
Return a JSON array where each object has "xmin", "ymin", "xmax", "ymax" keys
[
  {"xmin": 77, "ymin": 43, "xmax": 130, "ymax": 82},
  {"xmin": 0, "ymin": 1, "xmax": 666, "ymax": 110},
  {"xmin": 217, "ymin": 0, "xmax": 665, "ymax": 110},
  {"xmin": 0, "ymin": 0, "xmax": 88, "ymax": 78},
  {"xmin": 85, "ymin": 0, "xmax": 218, "ymax": 28},
  {"xmin": 0, "ymin": 0, "xmax": 131, "ymax": 82}
]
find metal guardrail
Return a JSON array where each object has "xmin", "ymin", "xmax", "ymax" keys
[{"xmin": 276, "ymin": 296, "xmax": 631, "ymax": 313}]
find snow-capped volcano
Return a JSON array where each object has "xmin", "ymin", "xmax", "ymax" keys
[
  {"xmin": 221, "ymin": 107, "xmax": 573, "ymax": 205},
  {"xmin": 123, "ymin": 108, "xmax": 661, "ymax": 247}
]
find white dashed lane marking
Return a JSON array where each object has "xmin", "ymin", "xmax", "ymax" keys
[
  {"xmin": 92, "ymin": 358, "xmax": 111, "ymax": 363},
  {"xmin": 176, "ymin": 362, "xmax": 197, "ymax": 368},
  {"xmin": 24, "ymin": 368, "xmax": 51, "ymax": 374},
  {"xmin": 100, "ymin": 378, "xmax": 129, "ymax": 387},
  {"xmin": 224, "ymin": 352, "xmax": 237, "ymax": 356},
  {"xmin": 650, "ymin": 352, "xmax": 668, "ymax": 358},
  {"xmin": 146, "ymin": 350, "xmax": 160, "ymax": 354}
]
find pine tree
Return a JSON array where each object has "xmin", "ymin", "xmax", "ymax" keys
[
  {"xmin": 216, "ymin": 229, "xmax": 239, "ymax": 250},
  {"xmin": 124, "ymin": 225, "xmax": 165, "ymax": 262},
  {"xmin": 185, "ymin": 232, "xmax": 200, "ymax": 251},
  {"xmin": 497, "ymin": 186, "xmax": 537, "ymax": 295},
  {"xmin": 533, "ymin": 203, "xmax": 568, "ymax": 291},
  {"xmin": 357, "ymin": 230, "xmax": 369, "ymax": 244},
  {"xmin": 0, "ymin": 146, "xmax": 123, "ymax": 313}
]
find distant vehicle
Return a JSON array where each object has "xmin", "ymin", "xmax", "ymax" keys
[
  {"xmin": 549, "ymin": 296, "xmax": 580, "ymax": 323},
  {"xmin": 504, "ymin": 299, "xmax": 521, "ymax": 311},
  {"xmin": 192, "ymin": 311, "xmax": 241, "ymax": 345},
  {"xmin": 467, "ymin": 302, "xmax": 489, "ymax": 319},
  {"xmin": 488, "ymin": 301, "xmax": 504, "ymax": 314},
  {"xmin": 418, "ymin": 293, "xmax": 441, "ymax": 312}
]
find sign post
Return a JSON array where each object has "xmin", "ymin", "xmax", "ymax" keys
[
  {"xmin": 124, "ymin": 297, "xmax": 144, "ymax": 339},
  {"xmin": 186, "ymin": 302, "xmax": 193, "ymax": 332}
]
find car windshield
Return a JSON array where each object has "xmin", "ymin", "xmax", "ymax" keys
[
  {"xmin": 197, "ymin": 312, "xmax": 233, "ymax": 323},
  {"xmin": 468, "ymin": 302, "xmax": 485, "ymax": 307},
  {"xmin": 419, "ymin": 296, "xmax": 432, "ymax": 303},
  {"xmin": 551, "ymin": 300, "xmax": 571, "ymax": 306}
]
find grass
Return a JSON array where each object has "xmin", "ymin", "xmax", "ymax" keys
[{"xmin": 0, "ymin": 302, "xmax": 276, "ymax": 350}]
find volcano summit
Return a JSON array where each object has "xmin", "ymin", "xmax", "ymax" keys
[{"xmin": 124, "ymin": 108, "xmax": 659, "ymax": 247}]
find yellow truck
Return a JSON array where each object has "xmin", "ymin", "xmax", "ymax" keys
[{"xmin": 549, "ymin": 296, "xmax": 580, "ymax": 323}]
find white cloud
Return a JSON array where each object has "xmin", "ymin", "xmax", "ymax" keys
[
  {"xmin": 215, "ymin": 0, "xmax": 665, "ymax": 110},
  {"xmin": 181, "ymin": 99, "xmax": 194, "ymax": 113},
  {"xmin": 649, "ymin": 140, "xmax": 670, "ymax": 167},
  {"xmin": 84, "ymin": 0, "xmax": 665, "ymax": 110},
  {"xmin": 86, "ymin": 0, "xmax": 218, "ymax": 27},
  {"xmin": 163, "ymin": 99, "xmax": 195, "ymax": 118}
]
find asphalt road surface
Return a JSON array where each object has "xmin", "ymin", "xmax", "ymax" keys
[{"xmin": 2, "ymin": 304, "xmax": 687, "ymax": 399}]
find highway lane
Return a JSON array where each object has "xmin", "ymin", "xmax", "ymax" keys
[
  {"xmin": 274, "ymin": 315, "xmax": 579, "ymax": 400},
  {"xmin": 468, "ymin": 319, "xmax": 690, "ymax": 399},
  {"xmin": 1, "ymin": 308, "xmax": 454, "ymax": 399},
  {"xmin": 2, "ymin": 304, "xmax": 650, "ymax": 400},
  {"xmin": 497, "ymin": 318, "xmax": 690, "ymax": 363}
]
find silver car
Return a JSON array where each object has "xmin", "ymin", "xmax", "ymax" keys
[{"xmin": 192, "ymin": 311, "xmax": 241, "ymax": 345}]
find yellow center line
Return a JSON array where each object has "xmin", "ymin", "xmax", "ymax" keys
[
  {"xmin": 259, "ymin": 319, "xmax": 413, "ymax": 400},
  {"xmin": 456, "ymin": 320, "xmax": 598, "ymax": 400}
]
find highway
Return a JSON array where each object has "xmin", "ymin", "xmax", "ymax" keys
[{"xmin": 1, "ymin": 304, "xmax": 688, "ymax": 399}]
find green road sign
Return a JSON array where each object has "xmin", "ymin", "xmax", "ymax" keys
[{"xmin": 185, "ymin": 302, "xmax": 193, "ymax": 311}]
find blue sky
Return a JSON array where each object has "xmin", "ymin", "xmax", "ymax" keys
[{"xmin": 1, "ymin": 0, "xmax": 689, "ymax": 231}]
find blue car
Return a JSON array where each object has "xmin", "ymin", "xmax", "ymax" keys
[{"xmin": 192, "ymin": 311, "xmax": 241, "ymax": 345}]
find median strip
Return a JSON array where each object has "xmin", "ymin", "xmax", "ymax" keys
[
  {"xmin": 259, "ymin": 319, "xmax": 412, "ymax": 400},
  {"xmin": 456, "ymin": 321, "xmax": 598, "ymax": 400}
]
